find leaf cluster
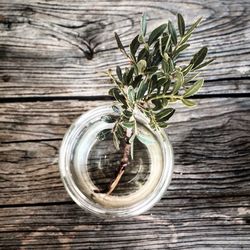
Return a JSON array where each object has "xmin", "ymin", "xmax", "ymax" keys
[{"xmin": 99, "ymin": 13, "xmax": 213, "ymax": 151}]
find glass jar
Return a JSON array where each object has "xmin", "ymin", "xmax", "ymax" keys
[{"xmin": 59, "ymin": 105, "xmax": 174, "ymax": 218}]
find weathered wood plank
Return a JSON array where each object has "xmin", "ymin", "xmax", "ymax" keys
[
  {"xmin": 0, "ymin": 197, "xmax": 250, "ymax": 249},
  {"xmin": 0, "ymin": 98, "xmax": 249, "ymax": 205},
  {"xmin": 0, "ymin": 0, "xmax": 250, "ymax": 97}
]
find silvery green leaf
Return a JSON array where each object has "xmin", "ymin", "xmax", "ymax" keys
[
  {"xmin": 109, "ymin": 88, "xmax": 127, "ymax": 106},
  {"xmin": 151, "ymin": 50, "xmax": 162, "ymax": 66},
  {"xmin": 137, "ymin": 48, "xmax": 149, "ymax": 61},
  {"xmin": 116, "ymin": 66, "xmax": 122, "ymax": 81},
  {"xmin": 101, "ymin": 115, "xmax": 117, "ymax": 123},
  {"xmin": 137, "ymin": 59, "xmax": 147, "ymax": 73},
  {"xmin": 130, "ymin": 34, "xmax": 140, "ymax": 59},
  {"xmin": 191, "ymin": 47, "xmax": 208, "ymax": 68},
  {"xmin": 108, "ymin": 87, "xmax": 120, "ymax": 96},
  {"xmin": 138, "ymin": 34, "xmax": 144, "ymax": 43},
  {"xmin": 141, "ymin": 13, "xmax": 147, "ymax": 37},
  {"xmin": 181, "ymin": 17, "xmax": 202, "ymax": 44},
  {"xmin": 113, "ymin": 131, "xmax": 120, "ymax": 150},
  {"xmin": 127, "ymin": 67, "xmax": 134, "ymax": 84},
  {"xmin": 112, "ymin": 105, "xmax": 120, "ymax": 113},
  {"xmin": 132, "ymin": 74, "xmax": 143, "ymax": 88},
  {"xmin": 96, "ymin": 129, "xmax": 112, "ymax": 141},
  {"xmin": 129, "ymin": 134, "xmax": 136, "ymax": 159},
  {"xmin": 183, "ymin": 79, "xmax": 204, "ymax": 97},
  {"xmin": 182, "ymin": 64, "xmax": 194, "ymax": 76},
  {"xmin": 164, "ymin": 35, "xmax": 172, "ymax": 53},
  {"xmin": 173, "ymin": 43, "xmax": 190, "ymax": 57},
  {"xmin": 162, "ymin": 59, "xmax": 170, "ymax": 73},
  {"xmin": 158, "ymin": 122, "xmax": 169, "ymax": 128},
  {"xmin": 122, "ymin": 110, "xmax": 133, "ymax": 118},
  {"xmin": 172, "ymin": 70, "xmax": 184, "ymax": 94},
  {"xmin": 116, "ymin": 124, "xmax": 125, "ymax": 139},
  {"xmin": 146, "ymin": 66, "xmax": 158, "ymax": 74},
  {"xmin": 181, "ymin": 98, "xmax": 197, "ymax": 107},
  {"xmin": 192, "ymin": 58, "xmax": 214, "ymax": 70},
  {"xmin": 184, "ymin": 72, "xmax": 200, "ymax": 84},
  {"xmin": 152, "ymin": 99, "xmax": 163, "ymax": 111},
  {"xmin": 148, "ymin": 23, "xmax": 167, "ymax": 45},
  {"xmin": 163, "ymin": 52, "xmax": 169, "ymax": 62},
  {"xmin": 155, "ymin": 108, "xmax": 175, "ymax": 122},
  {"xmin": 136, "ymin": 80, "xmax": 148, "ymax": 99},
  {"xmin": 168, "ymin": 21, "xmax": 177, "ymax": 45},
  {"xmin": 177, "ymin": 13, "xmax": 185, "ymax": 36},
  {"xmin": 136, "ymin": 132, "xmax": 155, "ymax": 145},
  {"xmin": 122, "ymin": 67, "xmax": 129, "ymax": 85},
  {"xmin": 169, "ymin": 58, "xmax": 175, "ymax": 72},
  {"xmin": 128, "ymin": 86, "xmax": 136, "ymax": 102},
  {"xmin": 121, "ymin": 121, "xmax": 135, "ymax": 129},
  {"xmin": 163, "ymin": 79, "xmax": 171, "ymax": 93},
  {"xmin": 114, "ymin": 32, "xmax": 125, "ymax": 52}
]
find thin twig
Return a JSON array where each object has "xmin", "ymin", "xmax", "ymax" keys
[{"xmin": 107, "ymin": 129, "xmax": 132, "ymax": 195}]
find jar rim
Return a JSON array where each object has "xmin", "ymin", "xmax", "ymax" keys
[{"xmin": 59, "ymin": 105, "xmax": 174, "ymax": 218}]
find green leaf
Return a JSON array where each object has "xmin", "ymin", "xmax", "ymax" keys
[
  {"xmin": 132, "ymin": 75, "xmax": 143, "ymax": 88},
  {"xmin": 116, "ymin": 66, "xmax": 123, "ymax": 82},
  {"xmin": 148, "ymin": 23, "xmax": 167, "ymax": 46},
  {"xmin": 137, "ymin": 48, "xmax": 149, "ymax": 61},
  {"xmin": 191, "ymin": 47, "xmax": 208, "ymax": 68},
  {"xmin": 168, "ymin": 21, "xmax": 177, "ymax": 45},
  {"xmin": 136, "ymin": 132, "xmax": 155, "ymax": 144},
  {"xmin": 113, "ymin": 131, "xmax": 120, "ymax": 150},
  {"xmin": 183, "ymin": 79, "xmax": 204, "ymax": 97},
  {"xmin": 109, "ymin": 87, "xmax": 127, "ymax": 106},
  {"xmin": 96, "ymin": 129, "xmax": 112, "ymax": 141},
  {"xmin": 182, "ymin": 64, "xmax": 194, "ymax": 76},
  {"xmin": 146, "ymin": 66, "xmax": 158, "ymax": 74},
  {"xmin": 163, "ymin": 79, "xmax": 171, "ymax": 93},
  {"xmin": 122, "ymin": 110, "xmax": 133, "ymax": 119},
  {"xmin": 112, "ymin": 105, "xmax": 120, "ymax": 113},
  {"xmin": 181, "ymin": 17, "xmax": 202, "ymax": 44},
  {"xmin": 172, "ymin": 70, "xmax": 184, "ymax": 94},
  {"xmin": 101, "ymin": 115, "xmax": 117, "ymax": 123},
  {"xmin": 116, "ymin": 124, "xmax": 125, "ymax": 139},
  {"xmin": 181, "ymin": 98, "xmax": 197, "ymax": 107},
  {"xmin": 114, "ymin": 32, "xmax": 125, "ymax": 52},
  {"xmin": 136, "ymin": 80, "xmax": 148, "ymax": 99},
  {"xmin": 129, "ymin": 133, "xmax": 136, "ymax": 160},
  {"xmin": 127, "ymin": 67, "xmax": 134, "ymax": 84},
  {"xmin": 192, "ymin": 58, "xmax": 214, "ymax": 70},
  {"xmin": 137, "ymin": 59, "xmax": 147, "ymax": 73},
  {"xmin": 158, "ymin": 122, "xmax": 169, "ymax": 128},
  {"xmin": 184, "ymin": 72, "xmax": 200, "ymax": 84},
  {"xmin": 177, "ymin": 13, "xmax": 185, "ymax": 36},
  {"xmin": 141, "ymin": 13, "xmax": 147, "ymax": 37},
  {"xmin": 152, "ymin": 99, "xmax": 163, "ymax": 111},
  {"xmin": 128, "ymin": 86, "xmax": 136, "ymax": 102},
  {"xmin": 155, "ymin": 108, "xmax": 175, "ymax": 122},
  {"xmin": 162, "ymin": 59, "xmax": 169, "ymax": 73},
  {"xmin": 108, "ymin": 87, "xmax": 120, "ymax": 96},
  {"xmin": 121, "ymin": 121, "xmax": 135, "ymax": 129},
  {"xmin": 130, "ymin": 35, "xmax": 140, "ymax": 59},
  {"xmin": 173, "ymin": 43, "xmax": 190, "ymax": 57},
  {"xmin": 164, "ymin": 35, "xmax": 172, "ymax": 53}
]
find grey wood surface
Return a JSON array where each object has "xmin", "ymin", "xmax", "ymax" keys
[{"xmin": 0, "ymin": 0, "xmax": 250, "ymax": 249}]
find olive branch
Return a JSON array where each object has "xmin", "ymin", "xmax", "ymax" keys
[{"xmin": 96, "ymin": 13, "xmax": 214, "ymax": 194}]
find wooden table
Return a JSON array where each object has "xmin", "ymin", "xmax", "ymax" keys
[{"xmin": 1, "ymin": 1, "xmax": 250, "ymax": 249}]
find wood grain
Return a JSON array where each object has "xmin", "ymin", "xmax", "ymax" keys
[
  {"xmin": 0, "ymin": 0, "xmax": 250, "ymax": 97},
  {"xmin": 0, "ymin": 98, "xmax": 249, "ymax": 206},
  {"xmin": 0, "ymin": 0, "xmax": 250, "ymax": 249},
  {"xmin": 1, "ymin": 197, "xmax": 250, "ymax": 249}
]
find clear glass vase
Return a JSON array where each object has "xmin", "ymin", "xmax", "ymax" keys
[{"xmin": 59, "ymin": 105, "xmax": 174, "ymax": 218}]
